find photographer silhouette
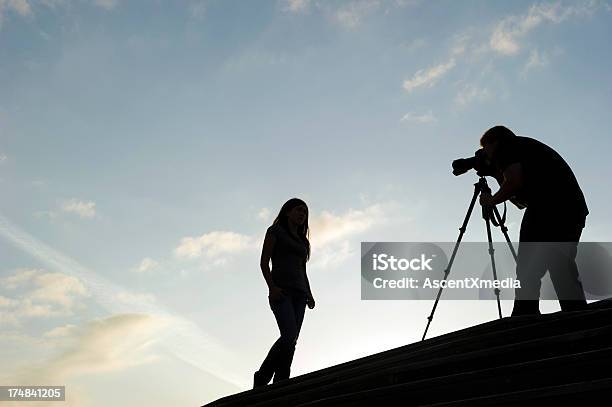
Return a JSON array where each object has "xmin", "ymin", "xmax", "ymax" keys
[{"xmin": 477, "ymin": 126, "xmax": 589, "ymax": 316}]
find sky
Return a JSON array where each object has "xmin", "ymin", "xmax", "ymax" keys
[{"xmin": 1, "ymin": 0, "xmax": 612, "ymax": 405}]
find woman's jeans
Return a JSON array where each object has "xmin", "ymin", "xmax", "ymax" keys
[{"xmin": 257, "ymin": 289, "xmax": 307, "ymax": 383}]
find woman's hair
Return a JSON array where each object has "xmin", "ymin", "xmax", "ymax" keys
[
  {"xmin": 272, "ymin": 198, "xmax": 311, "ymax": 261},
  {"xmin": 480, "ymin": 125, "xmax": 517, "ymax": 147}
]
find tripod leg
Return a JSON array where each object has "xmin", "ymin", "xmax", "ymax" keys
[
  {"xmin": 422, "ymin": 182, "xmax": 480, "ymax": 341},
  {"xmin": 484, "ymin": 215, "xmax": 503, "ymax": 319},
  {"xmin": 493, "ymin": 206, "xmax": 518, "ymax": 263}
]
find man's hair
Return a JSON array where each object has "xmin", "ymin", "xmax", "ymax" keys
[{"xmin": 480, "ymin": 125, "xmax": 517, "ymax": 147}]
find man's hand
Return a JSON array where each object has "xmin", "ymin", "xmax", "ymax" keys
[
  {"xmin": 479, "ymin": 191, "xmax": 494, "ymax": 207},
  {"xmin": 306, "ymin": 295, "xmax": 315, "ymax": 309}
]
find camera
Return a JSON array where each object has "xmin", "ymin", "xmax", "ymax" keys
[{"xmin": 452, "ymin": 148, "xmax": 496, "ymax": 177}]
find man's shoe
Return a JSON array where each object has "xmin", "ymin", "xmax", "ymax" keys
[
  {"xmin": 511, "ymin": 299, "xmax": 541, "ymax": 317},
  {"xmin": 559, "ymin": 300, "xmax": 588, "ymax": 312},
  {"xmin": 511, "ymin": 308, "xmax": 541, "ymax": 317}
]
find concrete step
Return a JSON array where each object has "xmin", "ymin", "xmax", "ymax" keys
[{"xmin": 204, "ymin": 299, "xmax": 612, "ymax": 407}]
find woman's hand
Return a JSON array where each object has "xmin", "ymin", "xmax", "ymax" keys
[
  {"xmin": 306, "ymin": 295, "xmax": 315, "ymax": 309},
  {"xmin": 268, "ymin": 285, "xmax": 285, "ymax": 301}
]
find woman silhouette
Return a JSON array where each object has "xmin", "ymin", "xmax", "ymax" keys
[{"xmin": 254, "ymin": 198, "xmax": 315, "ymax": 387}]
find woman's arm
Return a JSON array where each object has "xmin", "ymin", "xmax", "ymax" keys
[
  {"xmin": 260, "ymin": 229, "xmax": 284, "ymax": 300},
  {"xmin": 303, "ymin": 263, "xmax": 313, "ymax": 299},
  {"xmin": 260, "ymin": 230, "xmax": 276, "ymax": 288},
  {"xmin": 303, "ymin": 261, "xmax": 315, "ymax": 309}
]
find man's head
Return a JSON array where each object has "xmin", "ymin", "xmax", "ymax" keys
[{"xmin": 480, "ymin": 125, "xmax": 517, "ymax": 161}]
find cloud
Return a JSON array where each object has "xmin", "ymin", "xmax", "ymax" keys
[
  {"xmin": 398, "ymin": 38, "xmax": 427, "ymax": 53},
  {"xmin": 311, "ymin": 240, "xmax": 353, "ymax": 270},
  {"xmin": 0, "ymin": 0, "xmax": 31, "ymax": 16},
  {"xmin": 5, "ymin": 314, "xmax": 166, "ymax": 388},
  {"xmin": 450, "ymin": 31, "xmax": 475, "ymax": 56},
  {"xmin": 2, "ymin": 268, "xmax": 37, "ymax": 289},
  {"xmin": 490, "ymin": 1, "xmax": 598, "ymax": 56},
  {"xmin": 1, "ymin": 314, "xmax": 170, "ymax": 406},
  {"xmin": 334, "ymin": 0, "xmax": 381, "ymax": 29},
  {"xmin": 93, "ymin": 0, "xmax": 117, "ymax": 10},
  {"xmin": 35, "ymin": 199, "xmax": 96, "ymax": 220},
  {"xmin": 61, "ymin": 198, "xmax": 96, "ymax": 218},
  {"xmin": 0, "ymin": 294, "xmax": 18, "ymax": 307},
  {"xmin": 0, "ymin": 213, "xmax": 246, "ymax": 388},
  {"xmin": 307, "ymin": 202, "xmax": 404, "ymax": 269},
  {"xmin": 174, "ymin": 203, "xmax": 394, "ymax": 269},
  {"xmin": 257, "ymin": 207, "xmax": 271, "ymax": 222},
  {"xmin": 49, "ymin": 314, "xmax": 164, "ymax": 376},
  {"xmin": 392, "ymin": 0, "xmax": 421, "ymax": 6},
  {"xmin": 132, "ymin": 257, "xmax": 159, "ymax": 273},
  {"xmin": 0, "ymin": 0, "xmax": 119, "ymax": 25},
  {"xmin": 283, "ymin": 0, "xmax": 311, "ymax": 13},
  {"xmin": 403, "ymin": 58, "xmax": 456, "ymax": 93},
  {"xmin": 283, "ymin": 0, "xmax": 419, "ymax": 28},
  {"xmin": 189, "ymin": 0, "xmax": 206, "ymax": 19},
  {"xmin": 174, "ymin": 231, "xmax": 257, "ymax": 260},
  {"xmin": 521, "ymin": 49, "xmax": 549, "ymax": 77},
  {"xmin": 1, "ymin": 315, "xmax": 167, "ymax": 407},
  {"xmin": 397, "ymin": 1, "xmax": 602, "ymax": 98},
  {"xmin": 309, "ymin": 203, "xmax": 388, "ymax": 248},
  {"xmin": 0, "ymin": 269, "xmax": 89, "ymax": 323},
  {"xmin": 0, "ymin": 0, "xmax": 30, "ymax": 30},
  {"xmin": 28, "ymin": 271, "xmax": 88, "ymax": 307},
  {"xmin": 222, "ymin": 48, "xmax": 289, "ymax": 72},
  {"xmin": 43, "ymin": 324, "xmax": 78, "ymax": 338},
  {"xmin": 112, "ymin": 291, "xmax": 157, "ymax": 308},
  {"xmin": 400, "ymin": 110, "xmax": 436, "ymax": 123},
  {"xmin": 39, "ymin": 0, "xmax": 67, "ymax": 9},
  {"xmin": 394, "ymin": 1, "xmax": 602, "ymax": 103},
  {"xmin": 454, "ymin": 83, "xmax": 491, "ymax": 107},
  {"xmin": 33, "ymin": 210, "xmax": 59, "ymax": 220},
  {"xmin": 0, "ymin": 153, "xmax": 6, "ymax": 162}
]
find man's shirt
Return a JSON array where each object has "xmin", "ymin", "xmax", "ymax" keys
[{"xmin": 493, "ymin": 136, "xmax": 589, "ymax": 223}]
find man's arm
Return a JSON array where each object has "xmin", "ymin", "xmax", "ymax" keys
[
  {"xmin": 488, "ymin": 162, "xmax": 524, "ymax": 206},
  {"xmin": 491, "ymin": 169, "xmax": 504, "ymax": 187}
]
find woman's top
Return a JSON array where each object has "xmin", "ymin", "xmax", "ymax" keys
[{"xmin": 267, "ymin": 223, "xmax": 310, "ymax": 295}]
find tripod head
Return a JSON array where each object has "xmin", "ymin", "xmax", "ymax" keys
[
  {"xmin": 475, "ymin": 176, "xmax": 492, "ymax": 194},
  {"xmin": 475, "ymin": 177, "xmax": 495, "ymax": 222}
]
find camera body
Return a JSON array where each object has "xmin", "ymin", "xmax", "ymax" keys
[
  {"xmin": 452, "ymin": 149, "xmax": 527, "ymax": 209},
  {"xmin": 452, "ymin": 148, "xmax": 497, "ymax": 177}
]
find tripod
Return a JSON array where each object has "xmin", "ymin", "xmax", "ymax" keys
[{"xmin": 422, "ymin": 177, "xmax": 518, "ymax": 341}]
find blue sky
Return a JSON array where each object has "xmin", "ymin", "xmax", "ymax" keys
[{"xmin": 1, "ymin": 0, "xmax": 612, "ymax": 405}]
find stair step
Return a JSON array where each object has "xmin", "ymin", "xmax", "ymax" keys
[
  {"xmin": 215, "ymin": 326, "xmax": 612, "ymax": 407},
  {"xmin": 291, "ymin": 347, "xmax": 612, "ymax": 406},
  {"xmin": 208, "ymin": 309, "xmax": 612, "ymax": 406},
  {"xmin": 423, "ymin": 377, "xmax": 612, "ymax": 407},
  {"xmin": 203, "ymin": 299, "xmax": 612, "ymax": 407}
]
